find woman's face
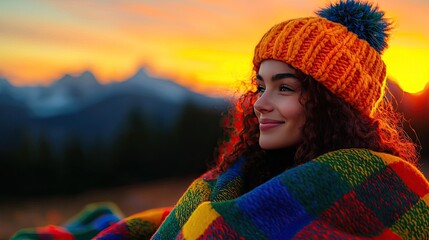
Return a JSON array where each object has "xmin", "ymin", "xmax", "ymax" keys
[{"xmin": 254, "ymin": 60, "xmax": 306, "ymax": 150}]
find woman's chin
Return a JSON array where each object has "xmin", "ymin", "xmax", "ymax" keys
[{"xmin": 259, "ymin": 141, "xmax": 280, "ymax": 150}]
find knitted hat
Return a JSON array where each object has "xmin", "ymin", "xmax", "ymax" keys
[{"xmin": 253, "ymin": 0, "xmax": 391, "ymax": 117}]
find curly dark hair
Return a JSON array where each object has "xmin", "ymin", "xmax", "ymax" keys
[{"xmin": 211, "ymin": 68, "xmax": 419, "ymax": 190}]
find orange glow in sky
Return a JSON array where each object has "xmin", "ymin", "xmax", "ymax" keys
[{"xmin": 1, "ymin": 0, "xmax": 428, "ymax": 96}]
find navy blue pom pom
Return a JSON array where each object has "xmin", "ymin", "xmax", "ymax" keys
[{"xmin": 316, "ymin": 0, "xmax": 391, "ymax": 53}]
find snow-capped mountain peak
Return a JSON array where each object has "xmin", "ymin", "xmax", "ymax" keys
[
  {"xmin": 0, "ymin": 78, "xmax": 12, "ymax": 91},
  {"xmin": 0, "ymin": 68, "xmax": 226, "ymax": 118}
]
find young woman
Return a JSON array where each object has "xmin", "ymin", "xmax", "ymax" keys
[{"xmin": 12, "ymin": 0, "xmax": 429, "ymax": 239}]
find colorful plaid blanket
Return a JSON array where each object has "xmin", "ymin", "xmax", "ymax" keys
[{"xmin": 12, "ymin": 149, "xmax": 429, "ymax": 239}]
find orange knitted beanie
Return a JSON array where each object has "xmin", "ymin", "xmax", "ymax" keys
[{"xmin": 253, "ymin": 0, "xmax": 391, "ymax": 117}]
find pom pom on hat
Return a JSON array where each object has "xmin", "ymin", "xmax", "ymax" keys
[{"xmin": 317, "ymin": 0, "xmax": 391, "ymax": 53}]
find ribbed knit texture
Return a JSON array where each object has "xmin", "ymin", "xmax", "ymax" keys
[{"xmin": 253, "ymin": 17, "xmax": 386, "ymax": 117}]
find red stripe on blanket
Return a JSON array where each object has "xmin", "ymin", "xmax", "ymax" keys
[
  {"xmin": 317, "ymin": 190, "xmax": 385, "ymax": 235},
  {"xmin": 292, "ymin": 218, "xmax": 369, "ymax": 239},
  {"xmin": 160, "ymin": 208, "xmax": 172, "ymax": 223},
  {"xmin": 293, "ymin": 190, "xmax": 385, "ymax": 238},
  {"xmin": 198, "ymin": 216, "xmax": 245, "ymax": 240},
  {"xmin": 36, "ymin": 225, "xmax": 74, "ymax": 240},
  {"xmin": 373, "ymin": 229, "xmax": 402, "ymax": 240},
  {"xmin": 389, "ymin": 161, "xmax": 429, "ymax": 198}
]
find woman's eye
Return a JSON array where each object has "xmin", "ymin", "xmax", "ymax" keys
[
  {"xmin": 257, "ymin": 85, "xmax": 265, "ymax": 93},
  {"xmin": 279, "ymin": 85, "xmax": 293, "ymax": 92}
]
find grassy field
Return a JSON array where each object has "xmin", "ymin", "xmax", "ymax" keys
[{"xmin": 0, "ymin": 176, "xmax": 195, "ymax": 239}]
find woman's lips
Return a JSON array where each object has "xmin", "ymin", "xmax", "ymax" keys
[{"xmin": 259, "ymin": 119, "xmax": 284, "ymax": 131}]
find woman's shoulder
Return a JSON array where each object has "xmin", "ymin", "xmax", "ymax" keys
[
  {"xmin": 313, "ymin": 148, "xmax": 405, "ymax": 165},
  {"xmin": 279, "ymin": 148, "xmax": 429, "ymax": 198},
  {"xmin": 308, "ymin": 148, "xmax": 429, "ymax": 194},
  {"xmin": 314, "ymin": 148, "xmax": 420, "ymax": 171}
]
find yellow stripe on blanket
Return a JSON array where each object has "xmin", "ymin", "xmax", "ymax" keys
[
  {"xmin": 124, "ymin": 207, "xmax": 170, "ymax": 226},
  {"xmin": 371, "ymin": 151, "xmax": 401, "ymax": 165},
  {"xmin": 423, "ymin": 193, "xmax": 429, "ymax": 206},
  {"xmin": 182, "ymin": 202, "xmax": 220, "ymax": 238}
]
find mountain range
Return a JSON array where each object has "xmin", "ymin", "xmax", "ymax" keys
[
  {"xmin": 0, "ymin": 70, "xmax": 428, "ymax": 154},
  {"xmin": 0, "ymin": 68, "xmax": 229, "ymax": 150}
]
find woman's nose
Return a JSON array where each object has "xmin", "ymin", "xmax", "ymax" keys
[{"xmin": 254, "ymin": 92, "xmax": 274, "ymax": 113}]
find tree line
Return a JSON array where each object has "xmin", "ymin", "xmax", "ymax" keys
[{"xmin": 0, "ymin": 102, "xmax": 225, "ymax": 197}]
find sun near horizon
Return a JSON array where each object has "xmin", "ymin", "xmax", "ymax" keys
[{"xmin": 1, "ymin": 0, "xmax": 428, "ymax": 97}]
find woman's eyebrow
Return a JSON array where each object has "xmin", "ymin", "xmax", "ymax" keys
[{"xmin": 256, "ymin": 73, "xmax": 298, "ymax": 81}]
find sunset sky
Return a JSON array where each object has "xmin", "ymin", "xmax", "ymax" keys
[{"xmin": 1, "ymin": 0, "xmax": 428, "ymax": 96}]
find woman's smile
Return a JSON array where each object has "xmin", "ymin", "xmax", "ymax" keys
[{"xmin": 258, "ymin": 118, "xmax": 285, "ymax": 131}]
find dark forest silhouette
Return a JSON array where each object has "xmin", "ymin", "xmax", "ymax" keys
[{"xmin": 0, "ymin": 101, "xmax": 224, "ymax": 197}]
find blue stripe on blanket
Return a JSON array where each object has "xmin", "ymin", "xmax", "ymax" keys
[{"xmin": 237, "ymin": 177, "xmax": 313, "ymax": 239}]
